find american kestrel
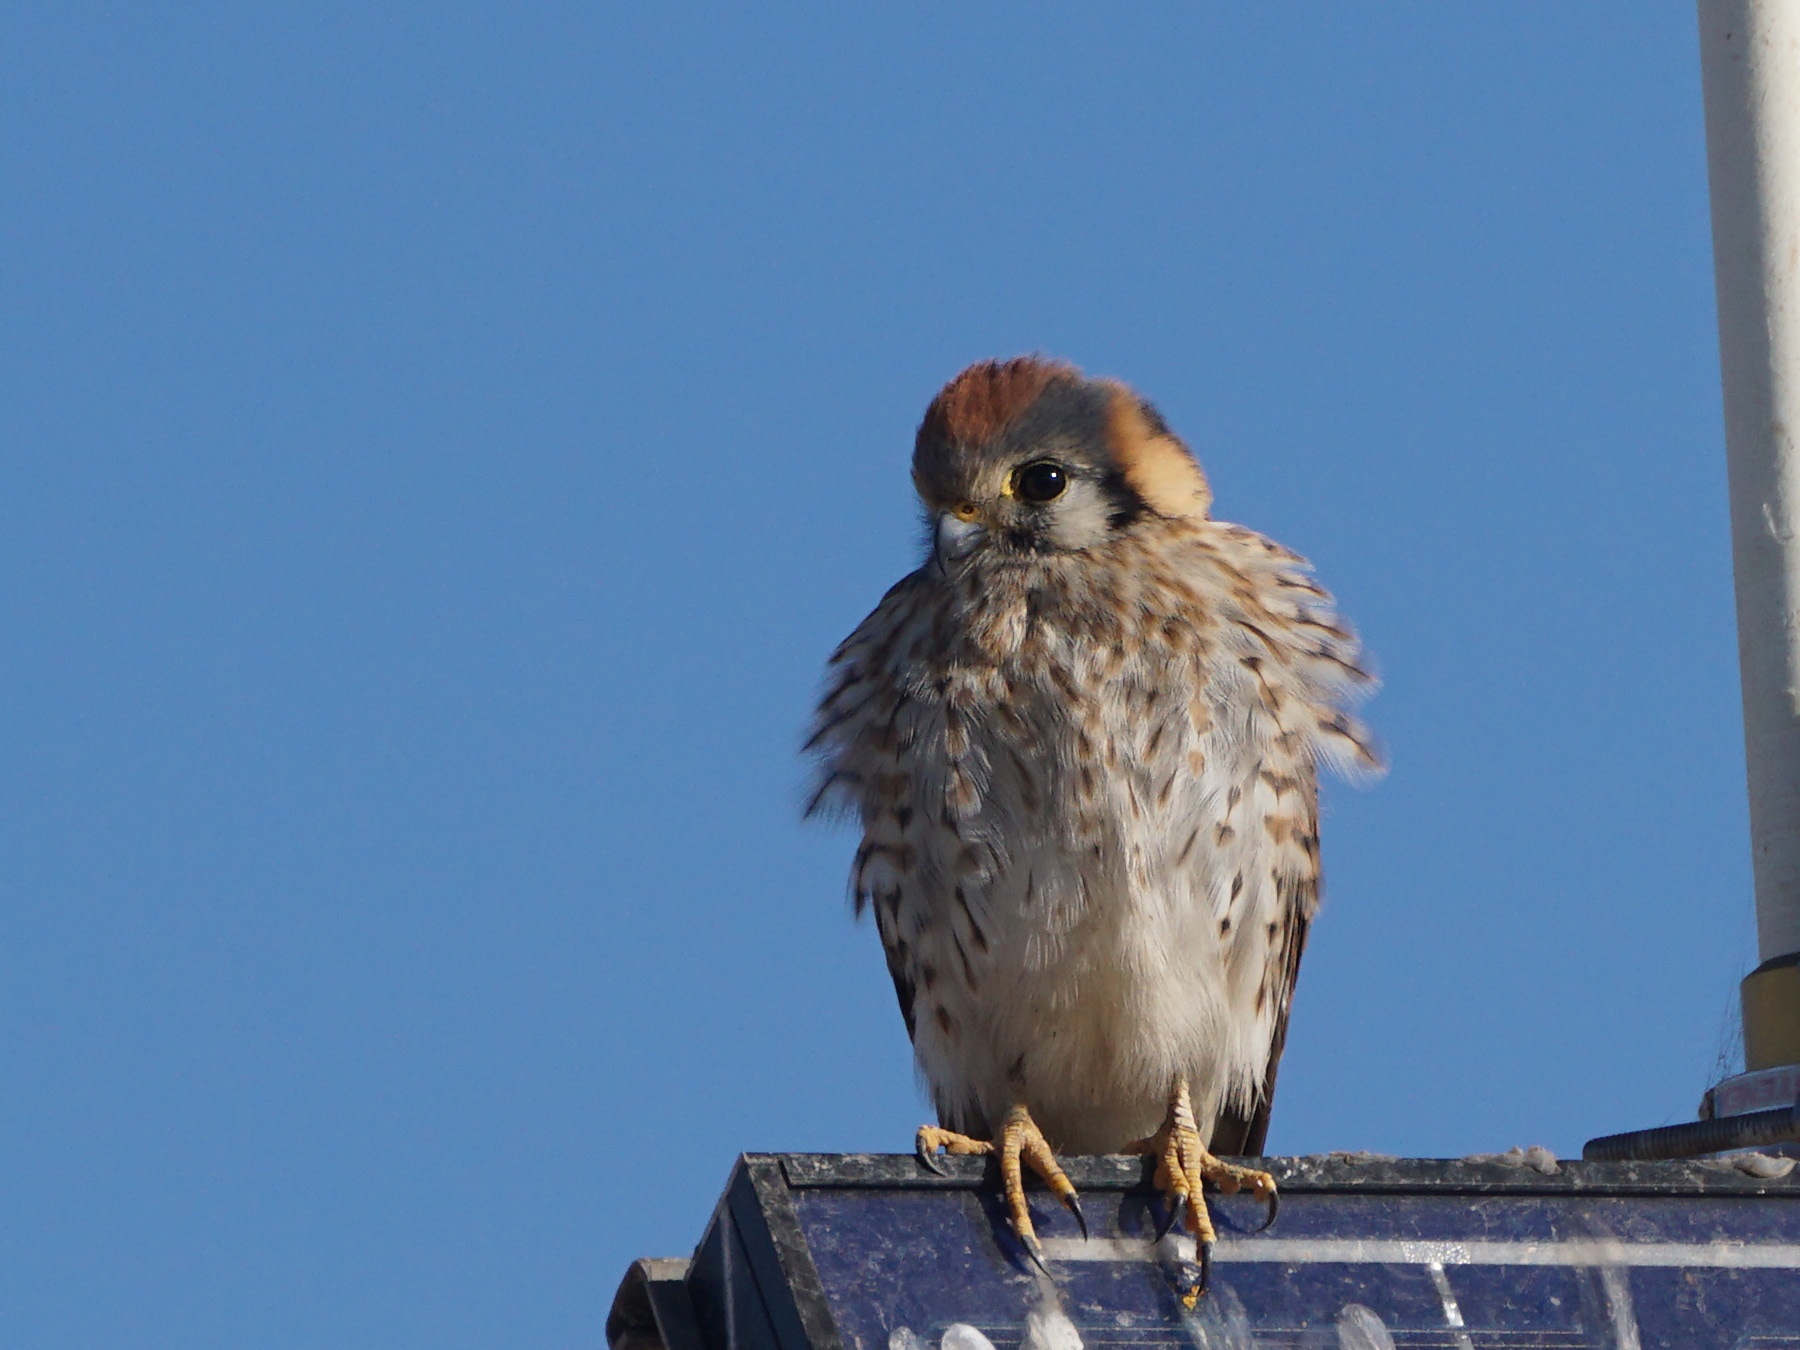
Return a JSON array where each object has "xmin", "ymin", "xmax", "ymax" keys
[{"xmin": 806, "ymin": 357, "xmax": 1378, "ymax": 1298}]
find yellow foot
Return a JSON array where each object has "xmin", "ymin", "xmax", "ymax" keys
[
  {"xmin": 916, "ymin": 1105, "xmax": 1088, "ymax": 1270},
  {"xmin": 1125, "ymin": 1078, "xmax": 1279, "ymax": 1306}
]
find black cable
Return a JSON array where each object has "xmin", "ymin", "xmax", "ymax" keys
[{"xmin": 1581, "ymin": 1104, "xmax": 1800, "ymax": 1162}]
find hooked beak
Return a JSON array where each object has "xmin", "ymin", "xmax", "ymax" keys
[{"xmin": 933, "ymin": 507, "xmax": 987, "ymax": 573}]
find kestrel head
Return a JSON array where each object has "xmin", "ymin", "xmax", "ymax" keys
[{"xmin": 912, "ymin": 356, "xmax": 1212, "ymax": 567}]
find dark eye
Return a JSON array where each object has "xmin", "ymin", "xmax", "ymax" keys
[{"xmin": 1014, "ymin": 461, "xmax": 1067, "ymax": 504}]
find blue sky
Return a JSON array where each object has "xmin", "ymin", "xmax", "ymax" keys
[{"xmin": 0, "ymin": 4, "xmax": 1750, "ymax": 1346}]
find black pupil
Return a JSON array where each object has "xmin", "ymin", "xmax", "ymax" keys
[{"xmin": 1016, "ymin": 462, "xmax": 1066, "ymax": 503}]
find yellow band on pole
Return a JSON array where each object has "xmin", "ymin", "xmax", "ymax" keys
[{"xmin": 1742, "ymin": 956, "xmax": 1800, "ymax": 1071}]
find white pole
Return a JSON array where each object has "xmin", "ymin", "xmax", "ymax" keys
[{"xmin": 1700, "ymin": 0, "xmax": 1800, "ymax": 1067}]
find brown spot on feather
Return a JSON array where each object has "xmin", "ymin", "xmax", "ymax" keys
[
  {"xmin": 947, "ymin": 773, "xmax": 977, "ymax": 814},
  {"xmin": 956, "ymin": 942, "xmax": 977, "ymax": 991}
]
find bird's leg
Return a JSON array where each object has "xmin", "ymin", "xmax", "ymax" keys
[
  {"xmin": 1124, "ymin": 1076, "xmax": 1278, "ymax": 1305},
  {"xmin": 917, "ymin": 1104, "xmax": 1087, "ymax": 1269}
]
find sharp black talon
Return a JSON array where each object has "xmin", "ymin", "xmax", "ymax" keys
[
  {"xmin": 1063, "ymin": 1192, "xmax": 1089, "ymax": 1241},
  {"xmin": 1020, "ymin": 1232, "xmax": 1052, "ymax": 1278},
  {"xmin": 915, "ymin": 1140, "xmax": 949, "ymax": 1176},
  {"xmin": 1155, "ymin": 1192, "xmax": 1186, "ymax": 1241},
  {"xmin": 1196, "ymin": 1239, "xmax": 1213, "ymax": 1298},
  {"xmin": 1255, "ymin": 1188, "xmax": 1280, "ymax": 1233}
]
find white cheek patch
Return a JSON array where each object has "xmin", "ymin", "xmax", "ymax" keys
[{"xmin": 1041, "ymin": 482, "xmax": 1116, "ymax": 551}]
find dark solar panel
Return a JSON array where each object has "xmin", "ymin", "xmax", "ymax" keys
[{"xmin": 608, "ymin": 1154, "xmax": 1800, "ymax": 1350}]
